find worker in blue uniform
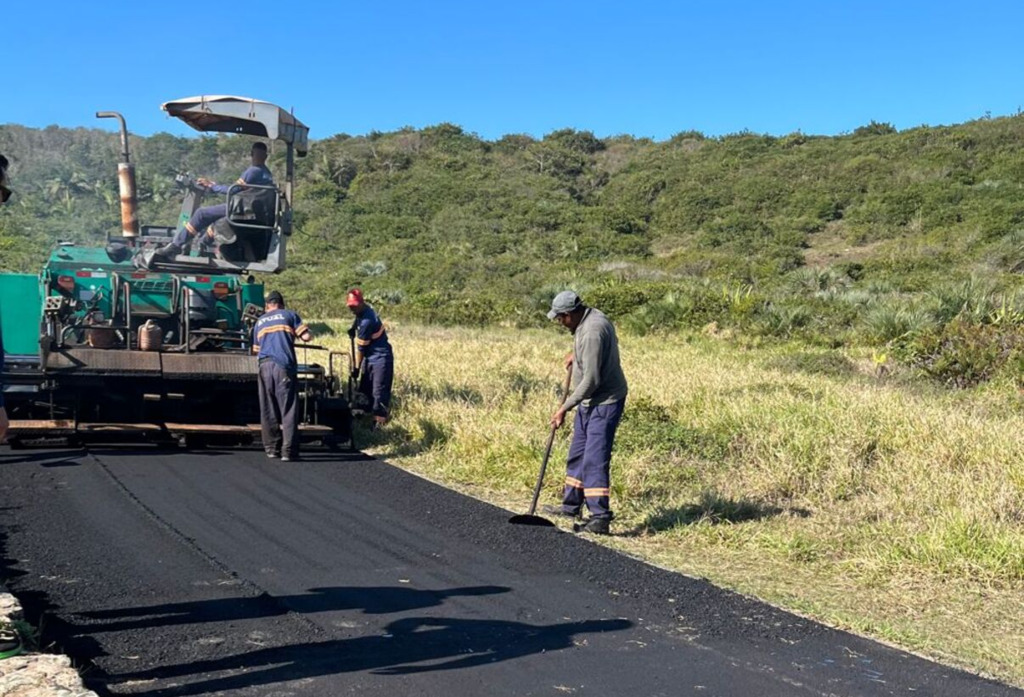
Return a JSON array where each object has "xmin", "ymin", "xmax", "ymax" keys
[
  {"xmin": 157, "ymin": 142, "xmax": 274, "ymax": 258},
  {"xmin": 346, "ymin": 289, "xmax": 394, "ymax": 428},
  {"xmin": 253, "ymin": 290, "xmax": 312, "ymax": 461},
  {"xmin": 545, "ymin": 291, "xmax": 628, "ymax": 535}
]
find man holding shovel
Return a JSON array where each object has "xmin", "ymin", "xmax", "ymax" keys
[
  {"xmin": 347, "ymin": 289, "xmax": 394, "ymax": 428},
  {"xmin": 546, "ymin": 291, "xmax": 628, "ymax": 535}
]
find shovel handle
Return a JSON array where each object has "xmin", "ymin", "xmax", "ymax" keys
[{"xmin": 526, "ymin": 364, "xmax": 573, "ymax": 516}]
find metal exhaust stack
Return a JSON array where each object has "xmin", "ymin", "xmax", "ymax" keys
[{"xmin": 96, "ymin": 111, "xmax": 140, "ymax": 244}]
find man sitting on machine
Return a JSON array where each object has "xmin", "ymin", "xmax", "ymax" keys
[{"xmin": 156, "ymin": 142, "xmax": 274, "ymax": 259}]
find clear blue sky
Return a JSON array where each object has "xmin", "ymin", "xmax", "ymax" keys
[{"xmin": 6, "ymin": 1, "xmax": 1023, "ymax": 142}]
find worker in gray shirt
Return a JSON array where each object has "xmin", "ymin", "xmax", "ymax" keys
[{"xmin": 546, "ymin": 291, "xmax": 628, "ymax": 534}]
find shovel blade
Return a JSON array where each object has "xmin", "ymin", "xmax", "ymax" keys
[{"xmin": 508, "ymin": 514, "xmax": 557, "ymax": 527}]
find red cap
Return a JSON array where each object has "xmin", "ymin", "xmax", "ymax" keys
[{"xmin": 346, "ymin": 288, "xmax": 363, "ymax": 307}]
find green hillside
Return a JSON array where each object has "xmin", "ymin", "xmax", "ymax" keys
[{"xmin": 3, "ymin": 116, "xmax": 1024, "ymax": 383}]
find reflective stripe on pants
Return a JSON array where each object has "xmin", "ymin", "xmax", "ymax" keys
[
  {"xmin": 172, "ymin": 203, "xmax": 228, "ymax": 246},
  {"xmin": 561, "ymin": 399, "xmax": 625, "ymax": 519}
]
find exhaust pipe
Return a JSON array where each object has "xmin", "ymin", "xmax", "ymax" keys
[{"xmin": 96, "ymin": 111, "xmax": 139, "ymax": 243}]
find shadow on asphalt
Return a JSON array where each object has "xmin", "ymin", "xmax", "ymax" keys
[
  {"xmin": 109, "ymin": 616, "xmax": 633, "ymax": 696},
  {"xmin": 0, "ymin": 448, "xmax": 89, "ymax": 467},
  {"xmin": 82, "ymin": 447, "xmax": 372, "ymax": 465},
  {"xmin": 80, "ymin": 585, "xmax": 511, "ymax": 632}
]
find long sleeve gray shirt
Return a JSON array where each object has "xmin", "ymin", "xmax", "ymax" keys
[{"xmin": 565, "ymin": 307, "xmax": 628, "ymax": 411}]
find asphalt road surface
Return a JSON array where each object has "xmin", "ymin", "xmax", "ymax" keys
[{"xmin": 0, "ymin": 446, "xmax": 1020, "ymax": 697}]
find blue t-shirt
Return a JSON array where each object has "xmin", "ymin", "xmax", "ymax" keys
[
  {"xmin": 212, "ymin": 164, "xmax": 274, "ymax": 194},
  {"xmin": 353, "ymin": 305, "xmax": 391, "ymax": 363},
  {"xmin": 253, "ymin": 308, "xmax": 309, "ymax": 373}
]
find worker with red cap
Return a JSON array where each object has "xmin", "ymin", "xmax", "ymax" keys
[{"xmin": 346, "ymin": 289, "xmax": 394, "ymax": 427}]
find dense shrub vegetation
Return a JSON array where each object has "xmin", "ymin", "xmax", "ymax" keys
[{"xmin": 3, "ymin": 114, "xmax": 1024, "ymax": 385}]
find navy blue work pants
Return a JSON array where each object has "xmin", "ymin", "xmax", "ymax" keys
[
  {"xmin": 359, "ymin": 356, "xmax": 394, "ymax": 418},
  {"xmin": 562, "ymin": 399, "xmax": 625, "ymax": 519},
  {"xmin": 172, "ymin": 203, "xmax": 227, "ymax": 247},
  {"xmin": 258, "ymin": 360, "xmax": 298, "ymax": 457}
]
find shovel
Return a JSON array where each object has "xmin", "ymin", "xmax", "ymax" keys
[
  {"xmin": 509, "ymin": 364, "xmax": 573, "ymax": 527},
  {"xmin": 347, "ymin": 328, "xmax": 370, "ymax": 413}
]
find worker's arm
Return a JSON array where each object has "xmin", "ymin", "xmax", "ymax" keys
[
  {"xmin": 551, "ymin": 333, "xmax": 600, "ymax": 429},
  {"xmin": 352, "ymin": 315, "xmax": 377, "ymax": 374},
  {"xmin": 202, "ymin": 166, "xmax": 263, "ymax": 195},
  {"xmin": 295, "ymin": 316, "xmax": 312, "ymax": 343}
]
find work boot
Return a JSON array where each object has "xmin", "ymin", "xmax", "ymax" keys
[
  {"xmin": 541, "ymin": 504, "xmax": 580, "ymax": 519},
  {"xmin": 154, "ymin": 242, "xmax": 182, "ymax": 260},
  {"xmin": 574, "ymin": 517, "xmax": 611, "ymax": 535}
]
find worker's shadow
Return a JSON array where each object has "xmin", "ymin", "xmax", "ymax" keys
[
  {"xmin": 112, "ymin": 615, "xmax": 632, "ymax": 696},
  {"xmin": 622, "ymin": 493, "xmax": 809, "ymax": 536},
  {"xmin": 80, "ymin": 584, "xmax": 510, "ymax": 633}
]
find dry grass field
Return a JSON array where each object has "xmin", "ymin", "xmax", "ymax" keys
[{"xmin": 316, "ymin": 321, "xmax": 1024, "ymax": 686}]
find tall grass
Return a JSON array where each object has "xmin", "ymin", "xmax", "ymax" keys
[{"xmin": 318, "ymin": 322, "xmax": 1024, "ymax": 684}]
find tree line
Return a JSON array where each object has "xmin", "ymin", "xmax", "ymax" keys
[{"xmin": 3, "ymin": 115, "xmax": 1024, "ymax": 386}]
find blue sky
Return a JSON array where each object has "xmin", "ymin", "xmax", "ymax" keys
[{"xmin": 5, "ymin": 1, "xmax": 1023, "ymax": 142}]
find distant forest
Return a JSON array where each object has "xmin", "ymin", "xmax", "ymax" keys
[{"xmin": 3, "ymin": 116, "xmax": 1024, "ymax": 384}]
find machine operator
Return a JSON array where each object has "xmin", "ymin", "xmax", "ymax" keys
[{"xmin": 157, "ymin": 142, "xmax": 274, "ymax": 259}]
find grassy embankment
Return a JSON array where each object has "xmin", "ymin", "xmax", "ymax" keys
[{"xmin": 316, "ymin": 321, "xmax": 1024, "ymax": 686}]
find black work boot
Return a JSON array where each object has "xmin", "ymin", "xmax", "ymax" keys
[
  {"xmin": 574, "ymin": 517, "xmax": 611, "ymax": 535},
  {"xmin": 154, "ymin": 242, "xmax": 182, "ymax": 259}
]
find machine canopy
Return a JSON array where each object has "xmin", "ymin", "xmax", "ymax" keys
[{"xmin": 162, "ymin": 96, "xmax": 308, "ymax": 156}]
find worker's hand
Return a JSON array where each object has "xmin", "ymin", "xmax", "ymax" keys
[
  {"xmin": 550, "ymin": 407, "xmax": 567, "ymax": 430},
  {"xmin": 197, "ymin": 177, "xmax": 215, "ymax": 189},
  {"xmin": 563, "ymin": 352, "xmax": 574, "ymax": 369},
  {"xmin": 347, "ymin": 326, "xmax": 356, "ymax": 339}
]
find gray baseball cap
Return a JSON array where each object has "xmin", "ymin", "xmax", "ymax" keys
[{"xmin": 547, "ymin": 290, "xmax": 583, "ymax": 319}]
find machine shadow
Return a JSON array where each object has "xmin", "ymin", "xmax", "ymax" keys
[
  {"xmin": 80, "ymin": 584, "xmax": 511, "ymax": 633},
  {"xmin": 0, "ymin": 448, "xmax": 89, "ymax": 467},
  {"xmin": 113, "ymin": 616, "xmax": 633, "ymax": 697}
]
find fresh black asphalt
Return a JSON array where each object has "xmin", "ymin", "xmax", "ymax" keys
[{"xmin": 0, "ymin": 445, "xmax": 1020, "ymax": 696}]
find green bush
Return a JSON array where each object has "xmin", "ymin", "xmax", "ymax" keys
[
  {"xmin": 861, "ymin": 301, "xmax": 938, "ymax": 343},
  {"xmin": 906, "ymin": 318, "xmax": 1024, "ymax": 388}
]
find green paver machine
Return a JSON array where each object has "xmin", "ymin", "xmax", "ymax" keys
[{"xmin": 0, "ymin": 96, "xmax": 353, "ymax": 448}]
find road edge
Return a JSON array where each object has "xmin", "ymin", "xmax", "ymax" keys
[{"xmin": 0, "ymin": 583, "xmax": 99, "ymax": 697}]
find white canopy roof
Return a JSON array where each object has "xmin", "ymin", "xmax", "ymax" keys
[{"xmin": 162, "ymin": 96, "xmax": 308, "ymax": 155}]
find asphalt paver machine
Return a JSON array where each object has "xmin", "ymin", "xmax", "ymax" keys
[{"xmin": 0, "ymin": 96, "xmax": 353, "ymax": 448}]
